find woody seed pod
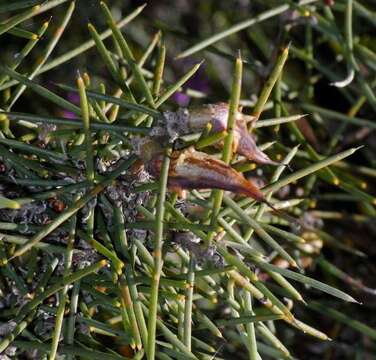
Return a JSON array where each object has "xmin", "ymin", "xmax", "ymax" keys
[
  {"xmin": 146, "ymin": 146, "xmax": 266, "ymax": 202},
  {"xmin": 163, "ymin": 102, "xmax": 282, "ymax": 166}
]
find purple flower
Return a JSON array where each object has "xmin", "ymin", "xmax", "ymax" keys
[
  {"xmin": 61, "ymin": 110, "xmax": 76, "ymax": 119},
  {"xmin": 61, "ymin": 92, "xmax": 80, "ymax": 119},
  {"xmin": 66, "ymin": 92, "xmax": 80, "ymax": 104},
  {"xmin": 172, "ymin": 60, "xmax": 210, "ymax": 106},
  {"xmin": 172, "ymin": 91, "xmax": 190, "ymax": 106}
]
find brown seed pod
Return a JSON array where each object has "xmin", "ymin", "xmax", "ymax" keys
[
  {"xmin": 146, "ymin": 147, "xmax": 266, "ymax": 202},
  {"xmin": 146, "ymin": 146, "xmax": 300, "ymax": 229},
  {"xmin": 233, "ymin": 117, "xmax": 282, "ymax": 166},
  {"xmin": 163, "ymin": 102, "xmax": 230, "ymax": 139},
  {"xmin": 188, "ymin": 102, "xmax": 231, "ymax": 132},
  {"xmin": 164, "ymin": 102, "xmax": 284, "ymax": 166}
]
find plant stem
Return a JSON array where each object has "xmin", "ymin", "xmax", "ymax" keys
[{"xmin": 147, "ymin": 149, "xmax": 171, "ymax": 360}]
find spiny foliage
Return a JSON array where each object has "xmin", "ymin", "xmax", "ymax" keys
[{"xmin": 0, "ymin": 1, "xmax": 375, "ymax": 359}]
